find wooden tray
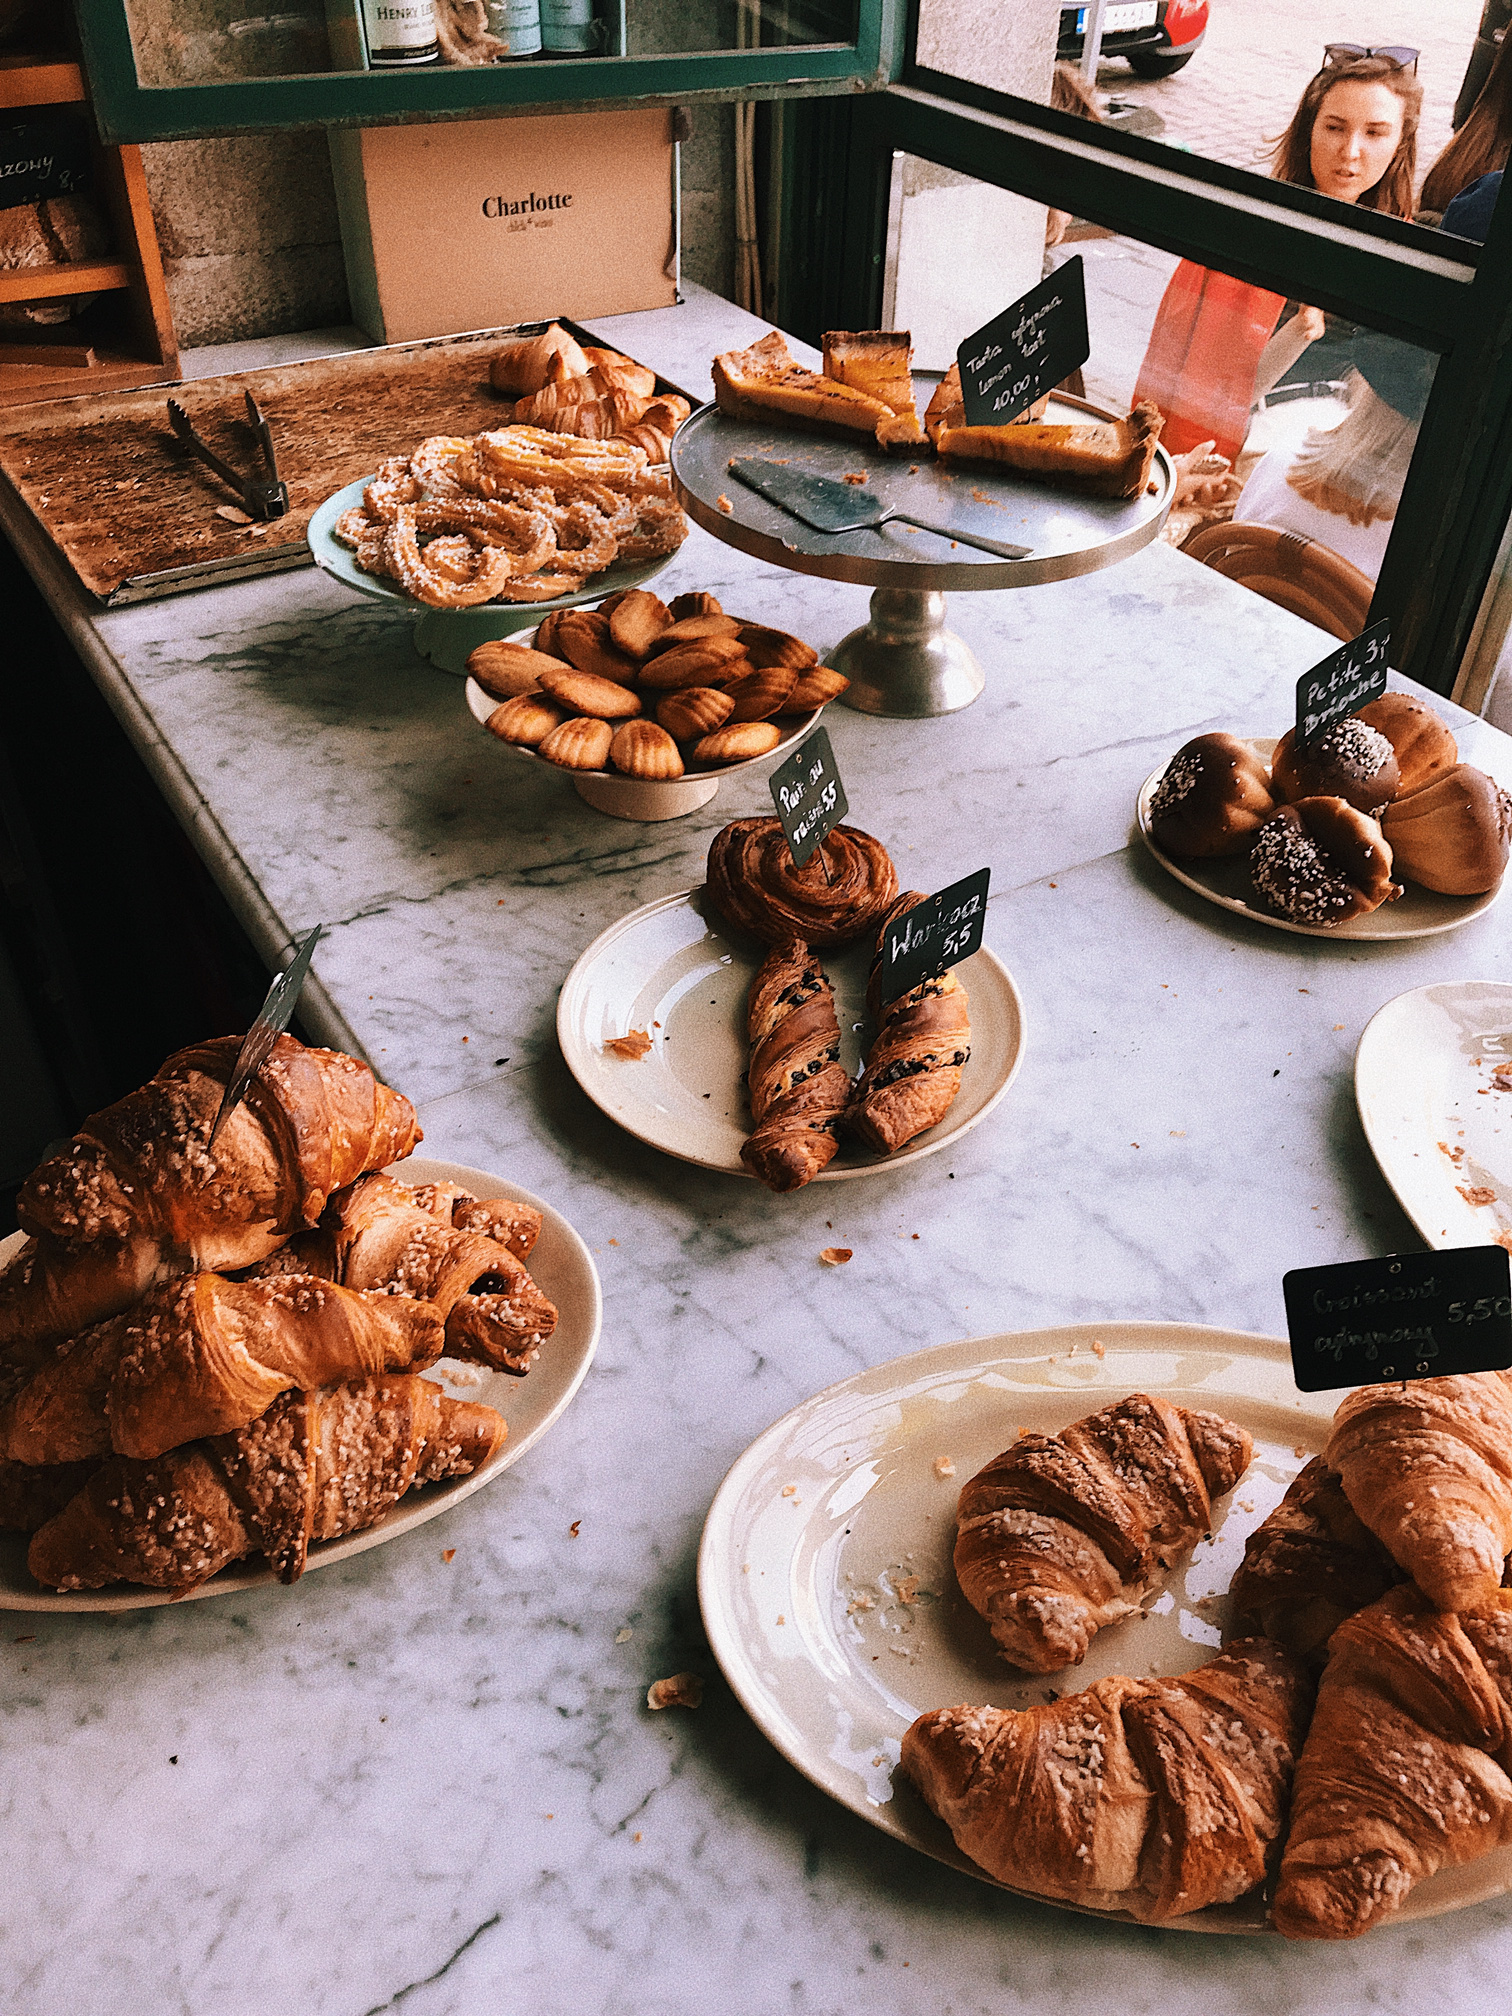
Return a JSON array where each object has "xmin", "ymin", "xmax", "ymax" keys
[{"xmin": 0, "ymin": 320, "xmax": 687, "ymax": 605}]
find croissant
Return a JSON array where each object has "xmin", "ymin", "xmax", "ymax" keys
[
  {"xmin": 406, "ymin": 1182, "xmax": 542, "ymax": 1261},
  {"xmin": 1273, "ymin": 1587, "xmax": 1512, "ymax": 1939},
  {"xmin": 0, "ymin": 1272, "xmax": 445, "ymax": 1466},
  {"xmin": 846, "ymin": 891, "xmax": 971, "ymax": 1154},
  {"xmin": 1326, "ymin": 1371, "xmax": 1512, "ymax": 1611},
  {"xmin": 903, "ymin": 1638, "xmax": 1312, "ymax": 1921},
  {"xmin": 706, "ymin": 816, "xmax": 899, "ymax": 948},
  {"xmin": 1226, "ymin": 1457, "xmax": 1403, "ymax": 1664},
  {"xmin": 0, "ymin": 1237, "xmax": 166, "ymax": 1402},
  {"xmin": 0, "ymin": 1456, "xmax": 100, "ymax": 1533},
  {"xmin": 28, "ymin": 1373, "xmax": 506, "ymax": 1591},
  {"xmin": 740, "ymin": 940, "xmax": 850, "ymax": 1192},
  {"xmin": 242, "ymin": 1171, "xmax": 557, "ymax": 1374},
  {"xmin": 954, "ymin": 1393, "xmax": 1253, "ymax": 1671}
]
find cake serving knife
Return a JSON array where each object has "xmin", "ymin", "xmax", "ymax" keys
[
  {"xmin": 207, "ymin": 924, "xmax": 324, "ymax": 1149},
  {"xmin": 727, "ymin": 457, "xmax": 1033, "ymax": 560}
]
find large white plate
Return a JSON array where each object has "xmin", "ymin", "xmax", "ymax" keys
[
  {"xmin": 0, "ymin": 1155, "xmax": 601, "ymax": 1612},
  {"xmin": 1356, "ymin": 980, "xmax": 1512, "ymax": 1251},
  {"xmin": 556, "ymin": 888, "xmax": 1025, "ymax": 1180},
  {"xmin": 698, "ymin": 1322, "xmax": 1512, "ymax": 1933},
  {"xmin": 1138, "ymin": 737, "xmax": 1506, "ymax": 941}
]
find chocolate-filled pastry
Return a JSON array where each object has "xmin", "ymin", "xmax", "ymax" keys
[
  {"xmin": 740, "ymin": 940, "xmax": 850, "ymax": 1192},
  {"xmin": 1270, "ymin": 718, "xmax": 1399, "ymax": 815},
  {"xmin": 846, "ymin": 892, "xmax": 971, "ymax": 1154},
  {"xmin": 1249, "ymin": 797, "xmax": 1400, "ymax": 925},
  {"xmin": 1146, "ymin": 733, "xmax": 1275, "ymax": 858},
  {"xmin": 706, "ymin": 816, "xmax": 899, "ymax": 948},
  {"xmin": 1226, "ymin": 1457, "xmax": 1403, "ymax": 1666},
  {"xmin": 1357, "ymin": 691, "xmax": 1458, "ymax": 795},
  {"xmin": 1381, "ymin": 763, "xmax": 1512, "ymax": 894}
]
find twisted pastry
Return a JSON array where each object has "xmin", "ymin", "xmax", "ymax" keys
[
  {"xmin": 903, "ymin": 1638, "xmax": 1311, "ymax": 1922},
  {"xmin": 1226, "ymin": 1456, "xmax": 1403, "ymax": 1665},
  {"xmin": 706, "ymin": 817, "xmax": 899, "ymax": 949},
  {"xmin": 28, "ymin": 1374, "xmax": 506, "ymax": 1591},
  {"xmin": 846, "ymin": 891, "xmax": 971, "ymax": 1154},
  {"xmin": 390, "ymin": 503, "xmax": 516, "ymax": 608},
  {"xmin": 740, "ymin": 941, "xmax": 850, "ymax": 1192}
]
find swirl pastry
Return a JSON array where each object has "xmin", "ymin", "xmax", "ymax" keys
[
  {"xmin": 706, "ymin": 817, "xmax": 899, "ymax": 948},
  {"xmin": 1249, "ymin": 797, "xmax": 1400, "ymax": 925},
  {"xmin": 846, "ymin": 892, "xmax": 971, "ymax": 1155},
  {"xmin": 1381, "ymin": 763, "xmax": 1512, "ymax": 894},
  {"xmin": 1270, "ymin": 719, "xmax": 1399, "ymax": 815},
  {"xmin": 1146, "ymin": 733, "xmax": 1275, "ymax": 858},
  {"xmin": 740, "ymin": 941, "xmax": 850, "ymax": 1192}
]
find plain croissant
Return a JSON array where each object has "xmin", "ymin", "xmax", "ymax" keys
[
  {"xmin": 1273, "ymin": 1586, "xmax": 1512, "ymax": 1939},
  {"xmin": 1227, "ymin": 1456, "xmax": 1403, "ymax": 1664},
  {"xmin": 28, "ymin": 1373, "xmax": 505, "ymax": 1591},
  {"xmin": 903, "ymin": 1638, "xmax": 1311, "ymax": 1921},
  {"xmin": 954, "ymin": 1393, "xmax": 1253, "ymax": 1671},
  {"xmin": 0, "ymin": 1272, "xmax": 445, "ymax": 1465}
]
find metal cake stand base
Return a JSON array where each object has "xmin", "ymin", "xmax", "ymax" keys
[{"xmin": 828, "ymin": 589, "xmax": 984, "ymax": 717}]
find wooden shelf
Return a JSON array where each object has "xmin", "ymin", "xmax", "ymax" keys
[
  {"xmin": 0, "ymin": 261, "xmax": 131, "ymax": 305},
  {"xmin": 0, "ymin": 56, "xmax": 85, "ymax": 108}
]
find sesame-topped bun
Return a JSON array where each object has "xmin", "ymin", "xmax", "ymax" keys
[
  {"xmin": 1356, "ymin": 692, "xmax": 1458, "ymax": 796},
  {"xmin": 1146, "ymin": 732, "xmax": 1276, "ymax": 858},
  {"xmin": 1250, "ymin": 797, "xmax": 1401, "ymax": 925},
  {"xmin": 1381, "ymin": 763, "xmax": 1512, "ymax": 895},
  {"xmin": 1270, "ymin": 718, "xmax": 1399, "ymax": 815}
]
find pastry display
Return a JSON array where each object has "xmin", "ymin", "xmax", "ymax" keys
[
  {"xmin": 469, "ymin": 592, "xmax": 845, "ymax": 783},
  {"xmin": 1270, "ymin": 719, "xmax": 1400, "ymax": 815},
  {"xmin": 924, "ymin": 363, "xmax": 1163, "ymax": 498},
  {"xmin": 705, "ymin": 817, "xmax": 899, "ymax": 948},
  {"xmin": 846, "ymin": 892, "xmax": 971, "ymax": 1154},
  {"xmin": 1226, "ymin": 1457, "xmax": 1403, "ymax": 1664},
  {"xmin": 712, "ymin": 329, "xmax": 924, "ymax": 452},
  {"xmin": 1356, "ymin": 691, "xmax": 1459, "ymax": 794},
  {"xmin": 1145, "ymin": 732, "xmax": 1278, "ymax": 859},
  {"xmin": 740, "ymin": 940, "xmax": 850, "ymax": 1191},
  {"xmin": 1381, "ymin": 764, "xmax": 1512, "ymax": 894},
  {"xmin": 902, "ymin": 1638, "xmax": 1311, "ymax": 1921},
  {"xmin": 1249, "ymin": 797, "xmax": 1401, "ymax": 925},
  {"xmin": 953, "ymin": 1393, "xmax": 1252, "ymax": 1672}
]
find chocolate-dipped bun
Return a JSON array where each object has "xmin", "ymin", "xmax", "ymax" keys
[
  {"xmin": 1356, "ymin": 692, "xmax": 1458, "ymax": 795},
  {"xmin": 1146, "ymin": 732, "xmax": 1276, "ymax": 858},
  {"xmin": 706, "ymin": 817, "xmax": 899, "ymax": 947},
  {"xmin": 1270, "ymin": 717, "xmax": 1399, "ymax": 814},
  {"xmin": 1250, "ymin": 797, "xmax": 1401, "ymax": 925},
  {"xmin": 1381, "ymin": 764, "xmax": 1512, "ymax": 894}
]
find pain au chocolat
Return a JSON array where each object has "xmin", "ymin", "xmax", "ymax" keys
[{"xmin": 1147, "ymin": 732, "xmax": 1276, "ymax": 858}]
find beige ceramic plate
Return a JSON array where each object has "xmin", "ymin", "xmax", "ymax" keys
[
  {"xmin": 0, "ymin": 1155, "xmax": 601, "ymax": 1612},
  {"xmin": 556, "ymin": 887, "xmax": 1025, "ymax": 1180},
  {"xmin": 1138, "ymin": 736, "xmax": 1505, "ymax": 940},
  {"xmin": 698, "ymin": 1321, "xmax": 1512, "ymax": 1933},
  {"xmin": 1355, "ymin": 980, "xmax": 1512, "ymax": 1251}
]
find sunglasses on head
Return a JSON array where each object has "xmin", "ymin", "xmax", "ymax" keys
[{"xmin": 1322, "ymin": 43, "xmax": 1420, "ymax": 74}]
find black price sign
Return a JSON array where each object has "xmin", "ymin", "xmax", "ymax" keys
[
  {"xmin": 1283, "ymin": 1246, "xmax": 1512, "ymax": 1393},
  {"xmin": 876, "ymin": 868, "xmax": 991, "ymax": 1007},
  {"xmin": 1295, "ymin": 619, "xmax": 1390, "ymax": 750},
  {"xmin": 769, "ymin": 725, "xmax": 848, "ymax": 868},
  {"xmin": 0, "ymin": 116, "xmax": 92, "ymax": 208},
  {"xmin": 956, "ymin": 258, "xmax": 1090, "ymax": 429}
]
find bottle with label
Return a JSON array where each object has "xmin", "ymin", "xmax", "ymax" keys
[
  {"xmin": 540, "ymin": 0, "xmax": 597, "ymax": 54},
  {"xmin": 361, "ymin": 0, "xmax": 439, "ymax": 65},
  {"xmin": 486, "ymin": 0, "xmax": 542, "ymax": 56}
]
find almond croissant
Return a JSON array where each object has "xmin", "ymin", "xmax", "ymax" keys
[
  {"xmin": 1227, "ymin": 1456, "xmax": 1403, "ymax": 1665},
  {"xmin": 954, "ymin": 1393, "xmax": 1252, "ymax": 1671},
  {"xmin": 903, "ymin": 1638, "xmax": 1311, "ymax": 1921}
]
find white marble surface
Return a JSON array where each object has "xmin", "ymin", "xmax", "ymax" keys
[{"xmin": 4, "ymin": 290, "xmax": 1512, "ymax": 2015}]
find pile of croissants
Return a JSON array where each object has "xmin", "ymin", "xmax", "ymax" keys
[
  {"xmin": 904, "ymin": 1373, "xmax": 1512, "ymax": 1939},
  {"xmin": 0, "ymin": 1033, "xmax": 555, "ymax": 1594},
  {"xmin": 489, "ymin": 321, "xmax": 691, "ymax": 465}
]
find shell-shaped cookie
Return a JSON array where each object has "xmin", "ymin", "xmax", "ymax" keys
[
  {"xmin": 537, "ymin": 715, "xmax": 613, "ymax": 771},
  {"xmin": 553, "ymin": 610, "xmax": 641, "ymax": 685},
  {"xmin": 645, "ymin": 612, "xmax": 743, "ymax": 654},
  {"xmin": 536, "ymin": 666, "xmax": 643, "ymax": 719},
  {"xmin": 610, "ymin": 720, "xmax": 685, "ymax": 780},
  {"xmin": 737, "ymin": 623, "xmax": 819, "ymax": 672},
  {"xmin": 668, "ymin": 591, "xmax": 723, "ymax": 620},
  {"xmin": 788, "ymin": 667, "xmax": 850, "ymax": 710},
  {"xmin": 639, "ymin": 638, "xmax": 749, "ymax": 690},
  {"xmin": 692, "ymin": 722, "xmax": 783, "ymax": 766},
  {"xmin": 468, "ymin": 641, "xmax": 572, "ymax": 701},
  {"xmin": 723, "ymin": 665, "xmax": 799, "ymax": 723},
  {"xmin": 487, "ymin": 695, "xmax": 563, "ymax": 747},
  {"xmin": 657, "ymin": 686, "xmax": 734, "ymax": 741},
  {"xmin": 608, "ymin": 588, "xmax": 672, "ymax": 660}
]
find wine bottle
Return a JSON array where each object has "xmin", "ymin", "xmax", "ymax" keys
[{"xmin": 362, "ymin": 0, "xmax": 439, "ymax": 65}]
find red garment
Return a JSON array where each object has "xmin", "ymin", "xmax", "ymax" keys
[{"xmin": 1134, "ymin": 260, "xmax": 1286, "ymax": 465}]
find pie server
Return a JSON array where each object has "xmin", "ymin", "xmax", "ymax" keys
[
  {"xmin": 207, "ymin": 923, "xmax": 325, "ymax": 1149},
  {"xmin": 727, "ymin": 456, "xmax": 1033, "ymax": 560}
]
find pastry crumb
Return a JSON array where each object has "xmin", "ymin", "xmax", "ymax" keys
[
  {"xmin": 847, "ymin": 1593, "xmax": 875, "ymax": 1614},
  {"xmin": 615, "ymin": 1626, "xmax": 633, "ymax": 1643},
  {"xmin": 895, "ymin": 1576, "xmax": 920, "ymax": 1605},
  {"xmin": 933, "ymin": 1456, "xmax": 955, "ymax": 1479},
  {"xmin": 1293, "ymin": 1445, "xmax": 1308, "ymax": 1458},
  {"xmin": 1092, "ymin": 1340, "xmax": 1106, "ymax": 1359},
  {"xmin": 441, "ymin": 1361, "xmax": 485, "ymax": 1387},
  {"xmin": 441, "ymin": 1548, "xmax": 456, "ymax": 1562},
  {"xmin": 215, "ymin": 504, "xmax": 253, "ymax": 525},
  {"xmin": 820, "ymin": 1246, "xmax": 853, "ymax": 1265},
  {"xmin": 1458, "ymin": 1185, "xmax": 1497, "ymax": 1208},
  {"xmin": 781, "ymin": 1484, "xmax": 797, "ymax": 1497},
  {"xmin": 569, "ymin": 1520, "xmax": 581, "ymax": 1537},
  {"xmin": 842, "ymin": 471, "xmax": 868, "ymax": 486},
  {"xmin": 604, "ymin": 1029, "xmax": 653, "ymax": 1060},
  {"xmin": 717, "ymin": 493, "xmax": 734, "ymax": 513},
  {"xmin": 647, "ymin": 1672, "xmax": 704, "ymax": 1710}
]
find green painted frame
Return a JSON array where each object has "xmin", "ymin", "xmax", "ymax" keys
[{"xmin": 78, "ymin": 0, "xmax": 905, "ymax": 142}]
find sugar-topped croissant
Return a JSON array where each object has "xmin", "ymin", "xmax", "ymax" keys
[
  {"xmin": 954, "ymin": 1393, "xmax": 1252, "ymax": 1671},
  {"xmin": 1227, "ymin": 1456, "xmax": 1402, "ymax": 1664},
  {"xmin": 740, "ymin": 940, "xmax": 850, "ymax": 1192}
]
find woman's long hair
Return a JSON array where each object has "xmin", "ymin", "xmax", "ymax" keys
[
  {"xmin": 1270, "ymin": 54, "xmax": 1421, "ymax": 216},
  {"xmin": 1422, "ymin": 34, "xmax": 1512, "ymax": 212}
]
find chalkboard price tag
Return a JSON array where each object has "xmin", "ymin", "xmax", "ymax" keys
[
  {"xmin": 769, "ymin": 725, "xmax": 849, "ymax": 869},
  {"xmin": 956, "ymin": 257, "xmax": 1090, "ymax": 429},
  {"xmin": 876, "ymin": 868, "xmax": 991, "ymax": 1008},
  {"xmin": 1295, "ymin": 619, "xmax": 1391, "ymax": 750},
  {"xmin": 1282, "ymin": 1245, "xmax": 1512, "ymax": 1393}
]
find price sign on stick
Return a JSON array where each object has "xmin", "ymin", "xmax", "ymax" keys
[
  {"xmin": 876, "ymin": 869, "xmax": 991, "ymax": 1008},
  {"xmin": 1295, "ymin": 619, "xmax": 1390, "ymax": 750},
  {"xmin": 770, "ymin": 726, "xmax": 849, "ymax": 869},
  {"xmin": 956, "ymin": 258, "xmax": 1090, "ymax": 429},
  {"xmin": 1282, "ymin": 1246, "xmax": 1512, "ymax": 1393}
]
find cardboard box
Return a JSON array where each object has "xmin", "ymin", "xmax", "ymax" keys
[{"xmin": 330, "ymin": 107, "xmax": 678, "ymax": 345}]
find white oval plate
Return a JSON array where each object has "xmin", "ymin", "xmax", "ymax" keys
[
  {"xmin": 697, "ymin": 1321, "xmax": 1512, "ymax": 1933},
  {"xmin": 0, "ymin": 1155, "xmax": 601, "ymax": 1611},
  {"xmin": 1355, "ymin": 980, "xmax": 1512, "ymax": 1251},
  {"xmin": 1137, "ymin": 736, "xmax": 1505, "ymax": 940},
  {"xmin": 556, "ymin": 888, "xmax": 1025, "ymax": 1180}
]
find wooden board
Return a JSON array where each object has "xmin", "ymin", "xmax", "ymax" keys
[{"xmin": 0, "ymin": 324, "xmax": 682, "ymax": 604}]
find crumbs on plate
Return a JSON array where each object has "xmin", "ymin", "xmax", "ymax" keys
[{"xmin": 604, "ymin": 1029, "xmax": 653, "ymax": 1060}]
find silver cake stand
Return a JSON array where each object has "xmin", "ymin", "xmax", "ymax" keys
[{"xmin": 670, "ymin": 381, "xmax": 1174, "ymax": 717}]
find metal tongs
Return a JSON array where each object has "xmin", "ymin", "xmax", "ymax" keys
[
  {"xmin": 167, "ymin": 390, "xmax": 290, "ymax": 520},
  {"xmin": 207, "ymin": 924, "xmax": 325, "ymax": 1151}
]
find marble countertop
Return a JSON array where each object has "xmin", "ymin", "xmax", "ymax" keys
[{"xmin": 3, "ymin": 286, "xmax": 1512, "ymax": 2015}]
